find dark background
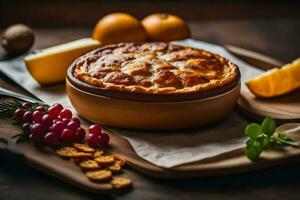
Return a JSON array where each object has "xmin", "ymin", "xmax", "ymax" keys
[
  {"xmin": 1, "ymin": 0, "xmax": 300, "ymax": 27},
  {"xmin": 1, "ymin": 0, "xmax": 300, "ymax": 61}
]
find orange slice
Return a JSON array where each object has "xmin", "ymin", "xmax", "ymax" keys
[{"xmin": 246, "ymin": 58, "xmax": 300, "ymax": 98}]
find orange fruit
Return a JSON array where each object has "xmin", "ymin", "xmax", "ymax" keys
[
  {"xmin": 246, "ymin": 58, "xmax": 300, "ymax": 98},
  {"xmin": 92, "ymin": 13, "xmax": 148, "ymax": 45},
  {"xmin": 141, "ymin": 13, "xmax": 190, "ymax": 42}
]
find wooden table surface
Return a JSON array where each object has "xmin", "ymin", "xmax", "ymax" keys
[{"xmin": 1, "ymin": 19, "xmax": 300, "ymax": 200}]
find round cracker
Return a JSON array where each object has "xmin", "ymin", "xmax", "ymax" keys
[
  {"xmin": 108, "ymin": 162, "xmax": 122, "ymax": 173},
  {"xmin": 113, "ymin": 155, "xmax": 126, "ymax": 166},
  {"xmin": 86, "ymin": 170, "xmax": 112, "ymax": 182},
  {"xmin": 93, "ymin": 150, "xmax": 104, "ymax": 158},
  {"xmin": 110, "ymin": 177, "xmax": 132, "ymax": 189},
  {"xmin": 79, "ymin": 159, "xmax": 100, "ymax": 170},
  {"xmin": 56, "ymin": 147, "xmax": 78, "ymax": 158},
  {"xmin": 73, "ymin": 143, "xmax": 95, "ymax": 153},
  {"xmin": 94, "ymin": 155, "xmax": 115, "ymax": 165},
  {"xmin": 70, "ymin": 152, "xmax": 93, "ymax": 159}
]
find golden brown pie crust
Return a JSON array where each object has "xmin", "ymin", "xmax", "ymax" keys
[{"xmin": 72, "ymin": 42, "xmax": 239, "ymax": 96}]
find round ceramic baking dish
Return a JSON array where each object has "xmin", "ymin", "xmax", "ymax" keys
[{"xmin": 66, "ymin": 72, "xmax": 241, "ymax": 130}]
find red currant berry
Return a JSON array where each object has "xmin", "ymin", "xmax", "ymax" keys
[
  {"xmin": 52, "ymin": 118, "xmax": 62, "ymax": 124},
  {"xmin": 59, "ymin": 109, "xmax": 72, "ymax": 119},
  {"xmin": 67, "ymin": 121, "xmax": 80, "ymax": 132},
  {"xmin": 60, "ymin": 128, "xmax": 75, "ymax": 143},
  {"xmin": 30, "ymin": 123, "xmax": 46, "ymax": 142},
  {"xmin": 99, "ymin": 133, "xmax": 110, "ymax": 146},
  {"xmin": 33, "ymin": 110, "xmax": 43, "ymax": 123},
  {"xmin": 43, "ymin": 132, "xmax": 58, "ymax": 146},
  {"xmin": 14, "ymin": 109, "xmax": 25, "ymax": 122},
  {"xmin": 41, "ymin": 114, "xmax": 53, "ymax": 126},
  {"xmin": 72, "ymin": 117, "xmax": 81, "ymax": 126},
  {"xmin": 22, "ymin": 102, "xmax": 32, "ymax": 108},
  {"xmin": 62, "ymin": 118, "xmax": 70, "ymax": 125},
  {"xmin": 22, "ymin": 122, "xmax": 32, "ymax": 138},
  {"xmin": 23, "ymin": 111, "xmax": 33, "ymax": 123},
  {"xmin": 87, "ymin": 133, "xmax": 100, "ymax": 147},
  {"xmin": 88, "ymin": 124, "xmax": 101, "ymax": 136},
  {"xmin": 36, "ymin": 106, "xmax": 46, "ymax": 112},
  {"xmin": 47, "ymin": 106, "xmax": 61, "ymax": 118},
  {"xmin": 49, "ymin": 121, "xmax": 65, "ymax": 136},
  {"xmin": 75, "ymin": 127, "xmax": 86, "ymax": 142},
  {"xmin": 53, "ymin": 103, "xmax": 63, "ymax": 111}
]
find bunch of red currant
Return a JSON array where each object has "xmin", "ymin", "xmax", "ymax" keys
[{"xmin": 14, "ymin": 102, "xmax": 110, "ymax": 147}]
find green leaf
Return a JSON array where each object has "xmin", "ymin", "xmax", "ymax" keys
[
  {"xmin": 261, "ymin": 117, "xmax": 276, "ymax": 136},
  {"xmin": 277, "ymin": 133, "xmax": 287, "ymax": 140},
  {"xmin": 245, "ymin": 123, "xmax": 263, "ymax": 139},
  {"xmin": 244, "ymin": 117, "xmax": 299, "ymax": 161},
  {"xmin": 261, "ymin": 136, "xmax": 276, "ymax": 148},
  {"xmin": 275, "ymin": 136, "xmax": 299, "ymax": 147},
  {"xmin": 245, "ymin": 139, "xmax": 263, "ymax": 161}
]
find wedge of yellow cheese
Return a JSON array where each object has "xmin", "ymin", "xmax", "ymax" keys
[
  {"xmin": 246, "ymin": 58, "xmax": 300, "ymax": 98},
  {"xmin": 24, "ymin": 38, "xmax": 101, "ymax": 85}
]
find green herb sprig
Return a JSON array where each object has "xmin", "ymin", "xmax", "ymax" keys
[
  {"xmin": 0, "ymin": 100, "xmax": 48, "ymax": 118},
  {"xmin": 0, "ymin": 100, "xmax": 48, "ymax": 143},
  {"xmin": 245, "ymin": 117, "xmax": 299, "ymax": 161}
]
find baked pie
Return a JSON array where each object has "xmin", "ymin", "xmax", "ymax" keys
[{"xmin": 70, "ymin": 42, "xmax": 240, "ymax": 101}]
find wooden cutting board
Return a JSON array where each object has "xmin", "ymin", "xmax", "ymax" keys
[
  {"xmin": 238, "ymin": 91, "xmax": 300, "ymax": 122},
  {"xmin": 225, "ymin": 45, "xmax": 300, "ymax": 121},
  {"xmin": 1, "ymin": 45, "xmax": 300, "ymax": 194}
]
